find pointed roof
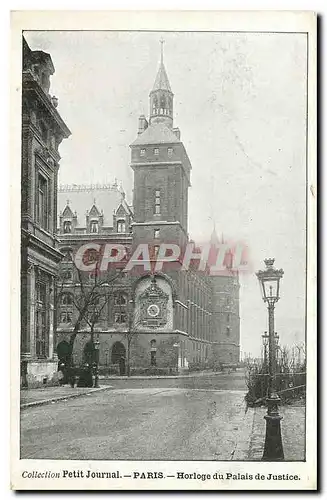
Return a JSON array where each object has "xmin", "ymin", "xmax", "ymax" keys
[
  {"xmin": 152, "ymin": 62, "xmax": 172, "ymax": 93},
  {"xmin": 89, "ymin": 204, "xmax": 100, "ymax": 217},
  {"xmin": 62, "ymin": 204, "xmax": 73, "ymax": 217},
  {"xmin": 131, "ymin": 122, "xmax": 180, "ymax": 146},
  {"xmin": 210, "ymin": 224, "xmax": 220, "ymax": 246},
  {"xmin": 151, "ymin": 39, "xmax": 172, "ymax": 93},
  {"xmin": 58, "ymin": 183, "xmax": 131, "ymax": 229}
]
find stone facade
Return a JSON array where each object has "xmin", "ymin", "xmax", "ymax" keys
[
  {"xmin": 21, "ymin": 38, "xmax": 71, "ymax": 387},
  {"xmin": 55, "ymin": 48, "xmax": 240, "ymax": 375}
]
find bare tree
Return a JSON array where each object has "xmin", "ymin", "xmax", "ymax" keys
[
  {"xmin": 57, "ymin": 249, "xmax": 122, "ymax": 367},
  {"xmin": 124, "ymin": 300, "xmax": 142, "ymax": 377}
]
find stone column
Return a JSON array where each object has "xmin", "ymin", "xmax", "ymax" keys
[
  {"xmin": 21, "ymin": 264, "xmax": 32, "ymax": 359},
  {"xmin": 48, "ymin": 274, "xmax": 55, "ymax": 359},
  {"xmin": 29, "ymin": 264, "xmax": 36, "ymax": 358}
]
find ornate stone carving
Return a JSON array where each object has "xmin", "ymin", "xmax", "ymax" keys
[
  {"xmin": 35, "ymin": 146, "xmax": 55, "ymax": 168},
  {"xmin": 139, "ymin": 276, "xmax": 169, "ymax": 328}
]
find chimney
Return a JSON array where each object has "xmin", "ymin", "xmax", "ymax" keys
[
  {"xmin": 138, "ymin": 115, "xmax": 148, "ymax": 135},
  {"xmin": 173, "ymin": 127, "xmax": 181, "ymax": 140}
]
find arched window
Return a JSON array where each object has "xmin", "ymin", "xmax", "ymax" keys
[
  {"xmin": 63, "ymin": 221, "xmax": 72, "ymax": 233},
  {"xmin": 160, "ymin": 95, "xmax": 166, "ymax": 112},
  {"xmin": 61, "ymin": 269, "xmax": 73, "ymax": 282},
  {"xmin": 60, "ymin": 311, "xmax": 72, "ymax": 324},
  {"xmin": 153, "ymin": 96, "xmax": 158, "ymax": 114},
  {"xmin": 117, "ymin": 219, "xmax": 126, "ymax": 233},
  {"xmin": 62, "ymin": 249, "xmax": 73, "ymax": 262},
  {"xmin": 90, "ymin": 220, "xmax": 98, "ymax": 233},
  {"xmin": 114, "ymin": 292, "xmax": 127, "ymax": 306},
  {"xmin": 113, "ymin": 292, "xmax": 127, "ymax": 324},
  {"xmin": 61, "ymin": 293, "xmax": 73, "ymax": 305}
]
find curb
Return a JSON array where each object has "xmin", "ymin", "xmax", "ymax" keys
[
  {"xmin": 20, "ymin": 385, "xmax": 114, "ymax": 409},
  {"xmin": 100, "ymin": 371, "xmax": 226, "ymax": 380}
]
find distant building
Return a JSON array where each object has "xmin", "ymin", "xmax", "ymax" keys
[
  {"xmin": 21, "ymin": 37, "xmax": 71, "ymax": 387},
  {"xmin": 56, "ymin": 47, "xmax": 240, "ymax": 375}
]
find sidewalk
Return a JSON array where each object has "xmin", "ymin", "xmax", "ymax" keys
[
  {"xmin": 20, "ymin": 385, "xmax": 113, "ymax": 409},
  {"xmin": 100, "ymin": 370, "xmax": 225, "ymax": 380},
  {"xmin": 246, "ymin": 403, "xmax": 305, "ymax": 461}
]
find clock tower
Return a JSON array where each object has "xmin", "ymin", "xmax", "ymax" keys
[{"xmin": 130, "ymin": 42, "xmax": 192, "ymax": 249}]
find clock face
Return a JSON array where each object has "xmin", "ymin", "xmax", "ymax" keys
[{"xmin": 147, "ymin": 304, "xmax": 160, "ymax": 318}]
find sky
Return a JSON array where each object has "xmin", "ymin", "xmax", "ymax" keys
[{"xmin": 24, "ymin": 30, "xmax": 307, "ymax": 358}]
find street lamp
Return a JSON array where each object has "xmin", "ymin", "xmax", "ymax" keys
[
  {"xmin": 256, "ymin": 258, "xmax": 284, "ymax": 461},
  {"xmin": 262, "ymin": 331, "xmax": 269, "ymax": 372},
  {"xmin": 274, "ymin": 332, "xmax": 280, "ymax": 365},
  {"xmin": 93, "ymin": 335, "xmax": 100, "ymax": 388}
]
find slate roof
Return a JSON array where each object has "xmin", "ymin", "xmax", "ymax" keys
[
  {"xmin": 152, "ymin": 62, "xmax": 172, "ymax": 93},
  {"xmin": 131, "ymin": 122, "xmax": 180, "ymax": 146},
  {"xmin": 58, "ymin": 183, "xmax": 131, "ymax": 229}
]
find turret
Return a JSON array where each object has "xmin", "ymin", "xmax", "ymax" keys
[{"xmin": 149, "ymin": 40, "xmax": 174, "ymax": 128}]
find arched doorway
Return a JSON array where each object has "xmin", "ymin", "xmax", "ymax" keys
[
  {"xmin": 56, "ymin": 340, "xmax": 71, "ymax": 385},
  {"xmin": 56, "ymin": 340, "xmax": 71, "ymax": 364},
  {"xmin": 111, "ymin": 342, "xmax": 126, "ymax": 375}
]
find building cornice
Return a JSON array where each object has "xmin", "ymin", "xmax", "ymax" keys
[{"xmin": 23, "ymin": 71, "xmax": 71, "ymax": 138}]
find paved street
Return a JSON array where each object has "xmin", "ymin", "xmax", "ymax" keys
[
  {"xmin": 20, "ymin": 371, "xmax": 305, "ymax": 461},
  {"xmin": 21, "ymin": 371, "xmax": 252, "ymax": 461}
]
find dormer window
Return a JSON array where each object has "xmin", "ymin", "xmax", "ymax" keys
[
  {"xmin": 117, "ymin": 219, "xmax": 126, "ymax": 233},
  {"xmin": 154, "ymin": 148, "xmax": 159, "ymax": 156},
  {"xmin": 140, "ymin": 148, "xmax": 146, "ymax": 157},
  {"xmin": 63, "ymin": 221, "xmax": 72, "ymax": 234},
  {"xmin": 90, "ymin": 220, "xmax": 98, "ymax": 233},
  {"xmin": 168, "ymin": 148, "xmax": 173, "ymax": 157}
]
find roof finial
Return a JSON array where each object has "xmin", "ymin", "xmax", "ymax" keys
[{"xmin": 160, "ymin": 37, "xmax": 165, "ymax": 65}]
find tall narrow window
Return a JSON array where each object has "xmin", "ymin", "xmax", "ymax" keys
[
  {"xmin": 140, "ymin": 148, "xmax": 146, "ymax": 157},
  {"xmin": 37, "ymin": 174, "xmax": 48, "ymax": 230},
  {"xmin": 63, "ymin": 221, "xmax": 72, "ymax": 233},
  {"xmin": 90, "ymin": 220, "xmax": 98, "ymax": 233},
  {"xmin": 154, "ymin": 190, "xmax": 161, "ymax": 215},
  {"xmin": 61, "ymin": 293, "xmax": 73, "ymax": 305},
  {"xmin": 168, "ymin": 147, "xmax": 173, "ymax": 157},
  {"xmin": 154, "ymin": 229, "xmax": 160, "ymax": 239},
  {"xmin": 154, "ymin": 148, "xmax": 159, "ymax": 156},
  {"xmin": 150, "ymin": 339, "xmax": 157, "ymax": 366},
  {"xmin": 35, "ymin": 281, "xmax": 48, "ymax": 358},
  {"xmin": 114, "ymin": 292, "xmax": 128, "ymax": 324},
  {"xmin": 117, "ymin": 219, "xmax": 126, "ymax": 233}
]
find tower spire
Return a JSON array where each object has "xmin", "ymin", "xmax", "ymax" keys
[
  {"xmin": 160, "ymin": 37, "xmax": 164, "ymax": 65},
  {"xmin": 149, "ymin": 40, "xmax": 173, "ymax": 127}
]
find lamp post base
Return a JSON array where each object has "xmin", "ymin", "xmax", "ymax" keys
[{"xmin": 262, "ymin": 413, "xmax": 284, "ymax": 461}]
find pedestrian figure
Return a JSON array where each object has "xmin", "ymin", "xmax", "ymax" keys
[
  {"xmin": 119, "ymin": 356, "xmax": 126, "ymax": 376},
  {"xmin": 68, "ymin": 364, "xmax": 76, "ymax": 388},
  {"xmin": 77, "ymin": 363, "xmax": 93, "ymax": 387},
  {"xmin": 58, "ymin": 362, "xmax": 65, "ymax": 385}
]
